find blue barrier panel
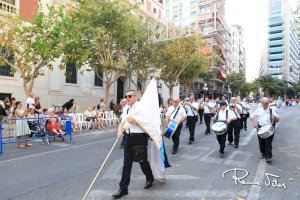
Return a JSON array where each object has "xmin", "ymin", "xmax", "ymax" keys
[
  {"xmin": 0, "ymin": 115, "xmax": 73, "ymax": 155},
  {"xmin": 0, "ymin": 120, "xmax": 2, "ymax": 154}
]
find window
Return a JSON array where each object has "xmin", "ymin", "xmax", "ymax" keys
[
  {"xmin": 200, "ymin": 5, "xmax": 211, "ymax": 14},
  {"xmin": 137, "ymin": 78, "xmax": 142, "ymax": 91},
  {"xmin": 94, "ymin": 71, "xmax": 103, "ymax": 87},
  {"xmin": 0, "ymin": 53, "xmax": 14, "ymax": 77},
  {"xmin": 65, "ymin": 62, "xmax": 77, "ymax": 84},
  {"xmin": 153, "ymin": 8, "xmax": 157, "ymax": 14}
]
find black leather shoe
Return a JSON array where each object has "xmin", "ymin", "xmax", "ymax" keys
[
  {"xmin": 234, "ymin": 144, "xmax": 238, "ymax": 148},
  {"xmin": 172, "ymin": 149, "xmax": 177, "ymax": 154},
  {"xmin": 261, "ymin": 154, "xmax": 266, "ymax": 159},
  {"xmin": 188, "ymin": 140, "xmax": 192, "ymax": 145},
  {"xmin": 112, "ymin": 188, "xmax": 128, "ymax": 199},
  {"xmin": 220, "ymin": 152, "xmax": 225, "ymax": 158},
  {"xmin": 266, "ymin": 158, "xmax": 274, "ymax": 164},
  {"xmin": 144, "ymin": 180, "xmax": 153, "ymax": 189},
  {"xmin": 228, "ymin": 142, "xmax": 233, "ymax": 145}
]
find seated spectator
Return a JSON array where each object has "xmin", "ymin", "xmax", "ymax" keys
[
  {"xmin": 27, "ymin": 106, "xmax": 38, "ymax": 137},
  {"xmin": 84, "ymin": 107, "xmax": 96, "ymax": 129},
  {"xmin": 61, "ymin": 108, "xmax": 80, "ymax": 131},
  {"xmin": 92, "ymin": 106, "xmax": 104, "ymax": 128},
  {"xmin": 14, "ymin": 101, "xmax": 31, "ymax": 148},
  {"xmin": 62, "ymin": 99, "xmax": 76, "ymax": 113},
  {"xmin": 46, "ymin": 108, "xmax": 64, "ymax": 137}
]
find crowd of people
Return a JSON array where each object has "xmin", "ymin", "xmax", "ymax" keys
[{"xmin": 0, "ymin": 91, "xmax": 125, "ymax": 149}]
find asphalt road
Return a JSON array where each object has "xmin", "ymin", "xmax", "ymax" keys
[{"xmin": 0, "ymin": 106, "xmax": 300, "ymax": 200}]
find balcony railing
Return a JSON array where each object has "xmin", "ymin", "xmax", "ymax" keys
[
  {"xmin": 269, "ymin": 61, "xmax": 286, "ymax": 67},
  {"xmin": 269, "ymin": 47, "xmax": 284, "ymax": 53},
  {"xmin": 269, "ymin": 19, "xmax": 284, "ymax": 26},
  {"xmin": 269, "ymin": 54, "xmax": 284, "ymax": 61},
  {"xmin": 269, "ymin": 40, "xmax": 284, "ymax": 47},
  {"xmin": 269, "ymin": 26, "xmax": 284, "ymax": 33},
  {"xmin": 269, "ymin": 33, "xmax": 284, "ymax": 40},
  {"xmin": 0, "ymin": 0, "xmax": 16, "ymax": 14}
]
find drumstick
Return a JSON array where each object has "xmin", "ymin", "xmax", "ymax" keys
[{"xmin": 82, "ymin": 138, "xmax": 120, "ymax": 200}]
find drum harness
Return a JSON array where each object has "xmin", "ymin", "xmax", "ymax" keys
[{"xmin": 215, "ymin": 109, "xmax": 228, "ymax": 124}]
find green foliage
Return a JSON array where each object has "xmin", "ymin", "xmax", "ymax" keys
[{"xmin": 0, "ymin": 6, "xmax": 70, "ymax": 94}]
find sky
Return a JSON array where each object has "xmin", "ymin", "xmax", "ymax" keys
[{"xmin": 225, "ymin": 0, "xmax": 298, "ymax": 81}]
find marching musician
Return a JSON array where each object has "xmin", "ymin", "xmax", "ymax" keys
[
  {"xmin": 197, "ymin": 98, "xmax": 204, "ymax": 124},
  {"xmin": 227, "ymin": 97, "xmax": 242, "ymax": 148},
  {"xmin": 185, "ymin": 96, "xmax": 199, "ymax": 144},
  {"xmin": 250, "ymin": 97, "xmax": 279, "ymax": 163},
  {"xmin": 113, "ymin": 90, "xmax": 154, "ymax": 199},
  {"xmin": 213, "ymin": 101, "xmax": 237, "ymax": 157},
  {"xmin": 165, "ymin": 98, "xmax": 187, "ymax": 154},
  {"xmin": 240, "ymin": 98, "xmax": 250, "ymax": 131},
  {"xmin": 202, "ymin": 98, "xmax": 214, "ymax": 135}
]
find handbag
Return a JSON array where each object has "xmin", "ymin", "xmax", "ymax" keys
[{"xmin": 132, "ymin": 145, "xmax": 147, "ymax": 162}]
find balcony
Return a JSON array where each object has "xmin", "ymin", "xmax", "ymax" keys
[
  {"xmin": 269, "ymin": 68, "xmax": 283, "ymax": 75},
  {"xmin": 269, "ymin": 26, "xmax": 284, "ymax": 33},
  {"xmin": 269, "ymin": 40, "xmax": 284, "ymax": 47},
  {"xmin": 269, "ymin": 33, "xmax": 284, "ymax": 40},
  {"xmin": 269, "ymin": 47, "xmax": 284, "ymax": 53},
  {"xmin": 269, "ymin": 19, "xmax": 284, "ymax": 26},
  {"xmin": 269, "ymin": 61, "xmax": 286, "ymax": 67},
  {"xmin": 0, "ymin": 0, "xmax": 16, "ymax": 16},
  {"xmin": 269, "ymin": 54, "xmax": 284, "ymax": 61}
]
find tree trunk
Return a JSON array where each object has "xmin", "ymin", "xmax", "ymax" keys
[
  {"xmin": 184, "ymin": 84, "xmax": 190, "ymax": 98},
  {"xmin": 168, "ymin": 84, "xmax": 174, "ymax": 106},
  {"xmin": 23, "ymin": 78, "xmax": 35, "ymax": 97},
  {"xmin": 104, "ymin": 82, "xmax": 111, "ymax": 111}
]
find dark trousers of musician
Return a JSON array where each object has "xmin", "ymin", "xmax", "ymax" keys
[
  {"xmin": 198, "ymin": 109, "xmax": 204, "ymax": 124},
  {"xmin": 241, "ymin": 116, "xmax": 247, "ymax": 130},
  {"xmin": 119, "ymin": 133, "xmax": 154, "ymax": 189},
  {"xmin": 204, "ymin": 113, "xmax": 211, "ymax": 133},
  {"xmin": 216, "ymin": 133, "xmax": 227, "ymax": 153},
  {"xmin": 187, "ymin": 116, "xmax": 197, "ymax": 141},
  {"xmin": 258, "ymin": 134, "xmax": 274, "ymax": 159},
  {"xmin": 172, "ymin": 123, "xmax": 182, "ymax": 151},
  {"xmin": 227, "ymin": 120, "xmax": 241, "ymax": 145}
]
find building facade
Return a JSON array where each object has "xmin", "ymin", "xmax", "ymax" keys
[
  {"xmin": 162, "ymin": 0, "xmax": 227, "ymax": 98},
  {"xmin": 0, "ymin": 0, "xmax": 175, "ymax": 110},
  {"xmin": 267, "ymin": 0, "xmax": 300, "ymax": 84},
  {"xmin": 226, "ymin": 24, "xmax": 246, "ymax": 74}
]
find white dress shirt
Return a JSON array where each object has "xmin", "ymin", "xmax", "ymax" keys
[
  {"xmin": 203, "ymin": 102, "xmax": 214, "ymax": 114},
  {"xmin": 216, "ymin": 109, "xmax": 237, "ymax": 122},
  {"xmin": 228, "ymin": 104, "xmax": 242, "ymax": 118},
  {"xmin": 121, "ymin": 102, "xmax": 144, "ymax": 133},
  {"xmin": 185, "ymin": 102, "xmax": 199, "ymax": 116},
  {"xmin": 26, "ymin": 97, "xmax": 35, "ymax": 108},
  {"xmin": 241, "ymin": 102, "xmax": 250, "ymax": 114},
  {"xmin": 250, "ymin": 107, "xmax": 279, "ymax": 126},
  {"xmin": 166, "ymin": 105, "xmax": 187, "ymax": 124}
]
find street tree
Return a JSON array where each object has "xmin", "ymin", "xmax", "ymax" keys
[
  {"xmin": 179, "ymin": 56, "xmax": 208, "ymax": 97},
  {"xmin": 65, "ymin": 0, "xmax": 137, "ymax": 108},
  {"xmin": 0, "ymin": 6, "xmax": 70, "ymax": 96},
  {"xmin": 257, "ymin": 75, "xmax": 277, "ymax": 97},
  {"xmin": 155, "ymin": 35, "xmax": 204, "ymax": 99}
]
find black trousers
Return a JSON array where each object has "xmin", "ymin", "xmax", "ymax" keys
[
  {"xmin": 119, "ymin": 133, "xmax": 154, "ymax": 189},
  {"xmin": 217, "ymin": 133, "xmax": 227, "ymax": 153},
  {"xmin": 187, "ymin": 116, "xmax": 197, "ymax": 141},
  {"xmin": 227, "ymin": 120, "xmax": 240, "ymax": 145},
  {"xmin": 204, "ymin": 113, "xmax": 211, "ymax": 133},
  {"xmin": 241, "ymin": 116, "xmax": 247, "ymax": 130},
  {"xmin": 258, "ymin": 134, "xmax": 274, "ymax": 159},
  {"xmin": 198, "ymin": 109, "xmax": 204, "ymax": 123},
  {"xmin": 172, "ymin": 123, "xmax": 182, "ymax": 151}
]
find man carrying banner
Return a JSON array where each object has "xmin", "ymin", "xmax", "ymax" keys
[
  {"xmin": 165, "ymin": 98, "xmax": 187, "ymax": 154},
  {"xmin": 113, "ymin": 90, "xmax": 154, "ymax": 199}
]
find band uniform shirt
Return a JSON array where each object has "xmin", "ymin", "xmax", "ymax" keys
[
  {"xmin": 228, "ymin": 104, "xmax": 242, "ymax": 119},
  {"xmin": 241, "ymin": 102, "xmax": 250, "ymax": 115},
  {"xmin": 166, "ymin": 105, "xmax": 187, "ymax": 124},
  {"xmin": 120, "ymin": 105, "xmax": 129, "ymax": 121},
  {"xmin": 203, "ymin": 102, "xmax": 214, "ymax": 114},
  {"xmin": 121, "ymin": 102, "xmax": 144, "ymax": 134},
  {"xmin": 185, "ymin": 102, "xmax": 199, "ymax": 116},
  {"xmin": 217, "ymin": 109, "xmax": 236, "ymax": 122},
  {"xmin": 250, "ymin": 107, "xmax": 279, "ymax": 127}
]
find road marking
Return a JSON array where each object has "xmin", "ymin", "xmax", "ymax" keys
[
  {"xmin": 0, "ymin": 138, "xmax": 115, "ymax": 164},
  {"xmin": 239, "ymin": 129, "xmax": 256, "ymax": 146},
  {"xmin": 88, "ymin": 189, "xmax": 248, "ymax": 199},
  {"xmin": 224, "ymin": 150, "xmax": 250, "ymax": 167},
  {"xmin": 50, "ymin": 142, "xmax": 71, "ymax": 148},
  {"xmin": 179, "ymin": 146, "xmax": 210, "ymax": 160},
  {"xmin": 198, "ymin": 148, "xmax": 221, "ymax": 164},
  {"xmin": 102, "ymin": 159, "xmax": 123, "ymax": 179},
  {"xmin": 247, "ymin": 160, "xmax": 266, "ymax": 200}
]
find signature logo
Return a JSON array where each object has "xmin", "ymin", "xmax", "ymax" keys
[{"xmin": 222, "ymin": 168, "xmax": 287, "ymax": 189}]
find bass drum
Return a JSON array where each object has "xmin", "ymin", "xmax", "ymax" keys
[
  {"xmin": 257, "ymin": 124, "xmax": 274, "ymax": 139},
  {"xmin": 212, "ymin": 122, "xmax": 227, "ymax": 135}
]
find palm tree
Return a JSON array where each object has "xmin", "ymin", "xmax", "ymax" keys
[{"xmin": 257, "ymin": 75, "xmax": 276, "ymax": 97}]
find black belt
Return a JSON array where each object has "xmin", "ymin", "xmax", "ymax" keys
[{"xmin": 126, "ymin": 132, "xmax": 145, "ymax": 135}]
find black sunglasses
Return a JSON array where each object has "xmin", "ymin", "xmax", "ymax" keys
[{"xmin": 125, "ymin": 95, "xmax": 134, "ymax": 99}]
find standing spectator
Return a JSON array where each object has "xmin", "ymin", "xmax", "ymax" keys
[
  {"xmin": 0, "ymin": 103, "xmax": 8, "ymax": 121},
  {"xmin": 4, "ymin": 97, "xmax": 11, "ymax": 112},
  {"xmin": 14, "ymin": 101, "xmax": 31, "ymax": 148},
  {"xmin": 110, "ymin": 99, "xmax": 116, "ymax": 110},
  {"xmin": 0, "ymin": 97, "xmax": 5, "ymax": 109},
  {"xmin": 34, "ymin": 96, "xmax": 42, "ymax": 114},
  {"xmin": 26, "ymin": 92, "xmax": 35, "ymax": 109},
  {"xmin": 62, "ymin": 99, "xmax": 75, "ymax": 113}
]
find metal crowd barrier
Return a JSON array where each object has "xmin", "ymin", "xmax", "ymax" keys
[{"xmin": 0, "ymin": 115, "xmax": 73, "ymax": 155}]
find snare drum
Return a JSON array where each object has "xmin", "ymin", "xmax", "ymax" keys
[
  {"xmin": 257, "ymin": 124, "xmax": 274, "ymax": 139},
  {"xmin": 212, "ymin": 122, "xmax": 227, "ymax": 135},
  {"xmin": 164, "ymin": 120, "xmax": 178, "ymax": 139}
]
